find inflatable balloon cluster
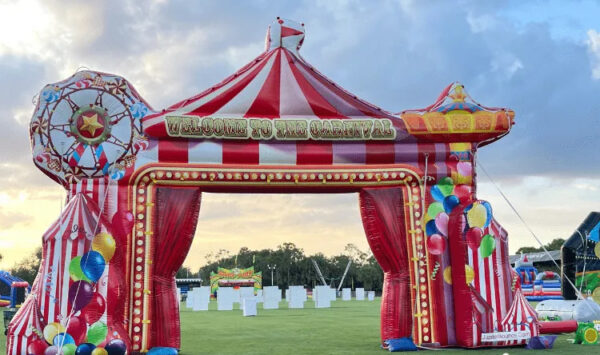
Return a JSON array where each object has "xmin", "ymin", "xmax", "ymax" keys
[
  {"xmin": 28, "ymin": 233, "xmax": 126, "ymax": 355},
  {"xmin": 425, "ymin": 177, "xmax": 472, "ymax": 255},
  {"xmin": 464, "ymin": 201, "xmax": 496, "ymax": 258}
]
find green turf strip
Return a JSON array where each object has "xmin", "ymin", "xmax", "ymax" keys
[{"xmin": 1, "ymin": 299, "xmax": 582, "ymax": 354}]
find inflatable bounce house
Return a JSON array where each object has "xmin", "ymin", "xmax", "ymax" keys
[
  {"xmin": 562, "ymin": 212, "xmax": 600, "ymax": 302},
  {"xmin": 0, "ymin": 271, "xmax": 29, "ymax": 308},
  {"xmin": 8, "ymin": 18, "xmax": 567, "ymax": 353},
  {"xmin": 513, "ymin": 254, "xmax": 562, "ymax": 301},
  {"xmin": 210, "ymin": 267, "xmax": 262, "ymax": 298}
]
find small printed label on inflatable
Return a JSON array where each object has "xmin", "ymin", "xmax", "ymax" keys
[
  {"xmin": 481, "ymin": 330, "xmax": 531, "ymax": 342},
  {"xmin": 164, "ymin": 115, "xmax": 397, "ymax": 141}
]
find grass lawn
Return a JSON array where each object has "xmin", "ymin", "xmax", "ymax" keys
[{"xmin": 1, "ymin": 299, "xmax": 585, "ymax": 354}]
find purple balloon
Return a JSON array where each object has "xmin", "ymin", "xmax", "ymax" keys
[
  {"xmin": 105, "ymin": 338, "xmax": 127, "ymax": 355},
  {"xmin": 44, "ymin": 345, "xmax": 60, "ymax": 355},
  {"xmin": 68, "ymin": 280, "xmax": 93, "ymax": 311}
]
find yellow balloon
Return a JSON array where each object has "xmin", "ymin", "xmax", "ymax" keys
[
  {"xmin": 91, "ymin": 348, "xmax": 108, "ymax": 355},
  {"xmin": 443, "ymin": 267, "xmax": 452, "ymax": 284},
  {"xmin": 465, "ymin": 265, "xmax": 475, "ymax": 284},
  {"xmin": 92, "ymin": 232, "xmax": 116, "ymax": 263},
  {"xmin": 423, "ymin": 213, "xmax": 433, "ymax": 226},
  {"xmin": 595, "ymin": 244, "xmax": 600, "ymax": 259},
  {"xmin": 467, "ymin": 204, "xmax": 487, "ymax": 228},
  {"xmin": 442, "ymin": 265, "xmax": 475, "ymax": 285},
  {"xmin": 592, "ymin": 287, "xmax": 600, "ymax": 304},
  {"xmin": 43, "ymin": 322, "xmax": 65, "ymax": 344}
]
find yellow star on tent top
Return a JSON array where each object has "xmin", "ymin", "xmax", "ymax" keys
[{"xmin": 79, "ymin": 113, "xmax": 104, "ymax": 136}]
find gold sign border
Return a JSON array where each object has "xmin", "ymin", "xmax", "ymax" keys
[
  {"xmin": 127, "ymin": 164, "xmax": 434, "ymax": 351},
  {"xmin": 164, "ymin": 115, "xmax": 397, "ymax": 141}
]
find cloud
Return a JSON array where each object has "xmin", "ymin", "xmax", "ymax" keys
[
  {"xmin": 1, "ymin": 0, "xmax": 599, "ymax": 270},
  {"xmin": 189, "ymin": 193, "xmax": 366, "ymax": 269},
  {"xmin": 1, "ymin": 1, "xmax": 598, "ymax": 179},
  {"xmin": 587, "ymin": 29, "xmax": 600, "ymax": 79},
  {"xmin": 0, "ymin": 209, "xmax": 32, "ymax": 229}
]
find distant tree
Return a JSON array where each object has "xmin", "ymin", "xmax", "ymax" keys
[
  {"xmin": 176, "ymin": 266, "xmax": 195, "ymax": 278},
  {"xmin": 516, "ymin": 238, "xmax": 566, "ymax": 254},
  {"xmin": 356, "ymin": 255, "xmax": 383, "ymax": 291},
  {"xmin": 10, "ymin": 248, "xmax": 42, "ymax": 285},
  {"xmin": 516, "ymin": 246, "xmax": 540, "ymax": 254},
  {"xmin": 545, "ymin": 238, "xmax": 566, "ymax": 251},
  {"xmin": 344, "ymin": 243, "xmax": 368, "ymax": 264}
]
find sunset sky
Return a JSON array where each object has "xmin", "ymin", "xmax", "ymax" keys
[{"xmin": 1, "ymin": 0, "xmax": 599, "ymax": 272}]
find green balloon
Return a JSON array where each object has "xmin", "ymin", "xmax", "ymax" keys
[
  {"xmin": 62, "ymin": 344, "xmax": 77, "ymax": 355},
  {"xmin": 69, "ymin": 256, "xmax": 91, "ymax": 282},
  {"xmin": 480, "ymin": 234, "xmax": 496, "ymax": 258},
  {"xmin": 437, "ymin": 177, "xmax": 455, "ymax": 197},
  {"xmin": 427, "ymin": 202, "xmax": 445, "ymax": 218},
  {"xmin": 87, "ymin": 321, "xmax": 108, "ymax": 345}
]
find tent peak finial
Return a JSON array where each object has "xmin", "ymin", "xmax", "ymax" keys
[{"xmin": 265, "ymin": 18, "xmax": 305, "ymax": 53}]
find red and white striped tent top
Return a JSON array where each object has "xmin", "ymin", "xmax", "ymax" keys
[
  {"xmin": 142, "ymin": 18, "xmax": 411, "ymax": 141},
  {"xmin": 500, "ymin": 288, "xmax": 539, "ymax": 345},
  {"xmin": 7, "ymin": 277, "xmax": 46, "ymax": 355},
  {"xmin": 43, "ymin": 193, "xmax": 104, "ymax": 241}
]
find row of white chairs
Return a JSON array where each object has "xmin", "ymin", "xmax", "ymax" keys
[{"xmin": 181, "ymin": 286, "xmax": 375, "ymax": 315}]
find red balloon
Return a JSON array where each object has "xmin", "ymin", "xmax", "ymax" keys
[
  {"xmin": 27, "ymin": 339, "xmax": 48, "ymax": 355},
  {"xmin": 466, "ymin": 227, "xmax": 484, "ymax": 250},
  {"xmin": 427, "ymin": 234, "xmax": 446, "ymax": 255},
  {"xmin": 66, "ymin": 315, "xmax": 87, "ymax": 344},
  {"xmin": 454, "ymin": 185, "xmax": 472, "ymax": 204},
  {"xmin": 111, "ymin": 210, "xmax": 134, "ymax": 238},
  {"xmin": 81, "ymin": 292, "xmax": 106, "ymax": 324}
]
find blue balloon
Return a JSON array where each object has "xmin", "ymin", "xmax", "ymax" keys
[
  {"xmin": 443, "ymin": 195, "xmax": 460, "ymax": 213},
  {"xmin": 75, "ymin": 343, "xmax": 96, "ymax": 355},
  {"xmin": 147, "ymin": 347, "xmax": 179, "ymax": 355},
  {"xmin": 53, "ymin": 332, "xmax": 75, "ymax": 346},
  {"xmin": 430, "ymin": 185, "xmax": 445, "ymax": 202},
  {"xmin": 80, "ymin": 251, "xmax": 106, "ymax": 282},
  {"xmin": 482, "ymin": 201, "xmax": 493, "ymax": 228},
  {"xmin": 425, "ymin": 220, "xmax": 439, "ymax": 237}
]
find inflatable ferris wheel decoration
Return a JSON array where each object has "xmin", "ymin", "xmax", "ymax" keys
[{"xmin": 30, "ymin": 71, "xmax": 152, "ymax": 183}]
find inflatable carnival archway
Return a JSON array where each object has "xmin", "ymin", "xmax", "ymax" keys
[{"xmin": 8, "ymin": 18, "xmax": 536, "ymax": 354}]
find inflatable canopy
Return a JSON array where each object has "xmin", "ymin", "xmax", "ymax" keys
[
  {"xmin": 562, "ymin": 212, "xmax": 600, "ymax": 301},
  {"xmin": 8, "ymin": 18, "xmax": 533, "ymax": 354},
  {"xmin": 0, "ymin": 271, "xmax": 29, "ymax": 308},
  {"xmin": 514, "ymin": 254, "xmax": 562, "ymax": 302}
]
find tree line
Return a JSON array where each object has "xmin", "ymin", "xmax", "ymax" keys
[
  {"xmin": 515, "ymin": 238, "xmax": 565, "ymax": 254},
  {"xmin": 3, "ymin": 238, "xmax": 568, "ymax": 291},
  {"xmin": 5, "ymin": 243, "xmax": 384, "ymax": 292},
  {"xmin": 178, "ymin": 243, "xmax": 384, "ymax": 291}
]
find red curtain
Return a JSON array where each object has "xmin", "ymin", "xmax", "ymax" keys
[
  {"xmin": 359, "ymin": 187, "xmax": 412, "ymax": 343},
  {"xmin": 150, "ymin": 187, "xmax": 202, "ymax": 349}
]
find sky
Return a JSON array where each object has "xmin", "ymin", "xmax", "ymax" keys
[{"xmin": 1, "ymin": 0, "xmax": 599, "ymax": 272}]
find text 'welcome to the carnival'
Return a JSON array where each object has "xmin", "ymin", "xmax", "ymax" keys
[{"xmin": 164, "ymin": 115, "xmax": 397, "ymax": 140}]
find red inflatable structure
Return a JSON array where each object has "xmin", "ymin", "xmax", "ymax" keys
[{"xmin": 8, "ymin": 18, "xmax": 536, "ymax": 353}]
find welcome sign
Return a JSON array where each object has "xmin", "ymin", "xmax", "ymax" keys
[{"xmin": 164, "ymin": 115, "xmax": 397, "ymax": 141}]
